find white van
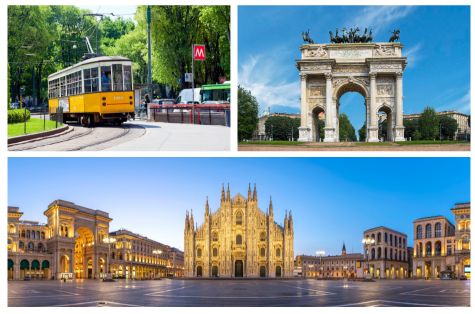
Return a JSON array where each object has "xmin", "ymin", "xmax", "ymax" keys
[{"xmin": 176, "ymin": 88, "xmax": 201, "ymax": 104}]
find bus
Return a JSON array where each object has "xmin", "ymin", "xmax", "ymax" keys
[
  {"xmin": 48, "ymin": 56, "xmax": 135, "ymax": 126},
  {"xmin": 200, "ymin": 82, "xmax": 230, "ymax": 104}
]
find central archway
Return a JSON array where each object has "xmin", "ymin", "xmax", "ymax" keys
[
  {"xmin": 235, "ymin": 260, "xmax": 243, "ymax": 277},
  {"xmin": 74, "ymin": 226, "xmax": 94, "ymax": 279}
]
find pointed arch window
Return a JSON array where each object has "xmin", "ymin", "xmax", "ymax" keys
[{"xmin": 235, "ymin": 211, "xmax": 243, "ymax": 225}]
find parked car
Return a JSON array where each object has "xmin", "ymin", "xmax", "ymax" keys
[{"xmin": 459, "ymin": 275, "xmax": 468, "ymax": 280}]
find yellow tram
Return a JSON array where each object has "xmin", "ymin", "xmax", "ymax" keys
[{"xmin": 48, "ymin": 56, "xmax": 135, "ymax": 126}]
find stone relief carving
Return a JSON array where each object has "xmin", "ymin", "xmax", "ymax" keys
[
  {"xmin": 374, "ymin": 44, "xmax": 396, "ymax": 57},
  {"xmin": 329, "ymin": 48, "xmax": 372, "ymax": 59},
  {"xmin": 377, "ymin": 84, "xmax": 394, "ymax": 96},
  {"xmin": 376, "ymin": 98, "xmax": 395, "ymax": 109},
  {"xmin": 332, "ymin": 76, "xmax": 369, "ymax": 89},
  {"xmin": 308, "ymin": 86, "xmax": 325, "ymax": 97},
  {"xmin": 371, "ymin": 64, "xmax": 402, "ymax": 70},
  {"xmin": 333, "ymin": 65, "xmax": 368, "ymax": 73},
  {"xmin": 376, "ymin": 77, "xmax": 395, "ymax": 84},
  {"xmin": 305, "ymin": 45, "xmax": 328, "ymax": 58},
  {"xmin": 300, "ymin": 64, "xmax": 331, "ymax": 71}
]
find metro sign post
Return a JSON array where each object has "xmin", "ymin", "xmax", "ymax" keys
[{"xmin": 192, "ymin": 44, "xmax": 206, "ymax": 105}]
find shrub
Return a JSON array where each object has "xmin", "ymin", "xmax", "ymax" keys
[{"xmin": 8, "ymin": 109, "xmax": 30, "ymax": 124}]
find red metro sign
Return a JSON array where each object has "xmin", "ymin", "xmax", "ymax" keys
[{"xmin": 193, "ymin": 45, "xmax": 206, "ymax": 61}]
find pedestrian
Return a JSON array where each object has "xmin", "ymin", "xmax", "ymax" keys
[{"xmin": 144, "ymin": 94, "xmax": 151, "ymax": 118}]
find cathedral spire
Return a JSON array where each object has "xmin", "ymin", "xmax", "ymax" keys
[
  {"xmin": 221, "ymin": 184, "xmax": 225, "ymax": 203},
  {"xmin": 269, "ymin": 197, "xmax": 274, "ymax": 216},
  {"xmin": 342, "ymin": 242, "xmax": 347, "ymax": 256},
  {"xmin": 248, "ymin": 183, "xmax": 252, "ymax": 200},
  {"xmin": 205, "ymin": 197, "xmax": 209, "ymax": 216},
  {"xmin": 253, "ymin": 183, "xmax": 257, "ymax": 202}
]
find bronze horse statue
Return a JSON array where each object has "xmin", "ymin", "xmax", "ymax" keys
[
  {"xmin": 302, "ymin": 29, "xmax": 315, "ymax": 44},
  {"xmin": 389, "ymin": 29, "xmax": 400, "ymax": 42}
]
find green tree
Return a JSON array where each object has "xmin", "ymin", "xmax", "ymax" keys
[
  {"xmin": 358, "ymin": 123, "xmax": 366, "ymax": 142},
  {"xmin": 403, "ymin": 118, "xmax": 419, "ymax": 140},
  {"xmin": 439, "ymin": 115, "xmax": 458, "ymax": 140},
  {"xmin": 238, "ymin": 86, "xmax": 259, "ymax": 141},
  {"xmin": 317, "ymin": 119, "xmax": 325, "ymax": 141},
  {"xmin": 338, "ymin": 113, "xmax": 357, "ymax": 141},
  {"xmin": 419, "ymin": 106, "xmax": 440, "ymax": 140},
  {"xmin": 265, "ymin": 116, "xmax": 300, "ymax": 141},
  {"xmin": 99, "ymin": 16, "xmax": 135, "ymax": 52}
]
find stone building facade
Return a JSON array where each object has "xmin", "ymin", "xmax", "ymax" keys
[
  {"xmin": 363, "ymin": 226, "xmax": 409, "ymax": 279},
  {"xmin": 404, "ymin": 111, "xmax": 470, "ymax": 140},
  {"xmin": 8, "ymin": 200, "xmax": 183, "ymax": 280},
  {"xmin": 296, "ymin": 244, "xmax": 364, "ymax": 278},
  {"xmin": 412, "ymin": 216, "xmax": 455, "ymax": 279},
  {"xmin": 184, "ymin": 184, "xmax": 294, "ymax": 278},
  {"xmin": 413, "ymin": 202, "xmax": 471, "ymax": 279}
]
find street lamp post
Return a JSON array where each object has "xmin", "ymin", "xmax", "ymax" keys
[
  {"xmin": 316, "ymin": 250, "xmax": 325, "ymax": 279},
  {"xmin": 103, "ymin": 237, "xmax": 116, "ymax": 280},
  {"xmin": 362, "ymin": 238, "xmax": 375, "ymax": 279},
  {"xmin": 153, "ymin": 249, "xmax": 163, "ymax": 279}
]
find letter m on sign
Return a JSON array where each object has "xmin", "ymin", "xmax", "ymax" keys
[{"xmin": 193, "ymin": 45, "xmax": 206, "ymax": 61}]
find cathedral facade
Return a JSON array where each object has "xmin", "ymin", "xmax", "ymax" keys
[{"xmin": 184, "ymin": 184, "xmax": 294, "ymax": 278}]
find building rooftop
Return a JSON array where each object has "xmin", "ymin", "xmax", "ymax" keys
[
  {"xmin": 413, "ymin": 215, "xmax": 449, "ymax": 222},
  {"xmin": 364, "ymin": 226, "xmax": 407, "ymax": 237},
  {"xmin": 109, "ymin": 228, "xmax": 169, "ymax": 248},
  {"xmin": 47, "ymin": 200, "xmax": 110, "ymax": 219}
]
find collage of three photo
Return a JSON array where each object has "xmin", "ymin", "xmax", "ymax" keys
[{"xmin": 4, "ymin": 1, "xmax": 471, "ymax": 309}]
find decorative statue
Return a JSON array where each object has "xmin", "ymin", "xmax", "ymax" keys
[
  {"xmin": 389, "ymin": 29, "xmax": 400, "ymax": 42},
  {"xmin": 302, "ymin": 29, "xmax": 315, "ymax": 44},
  {"xmin": 329, "ymin": 27, "xmax": 374, "ymax": 43}
]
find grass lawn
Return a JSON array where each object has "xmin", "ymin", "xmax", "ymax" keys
[
  {"xmin": 240, "ymin": 140, "xmax": 304, "ymax": 146},
  {"xmin": 395, "ymin": 140, "xmax": 470, "ymax": 145},
  {"xmin": 8, "ymin": 118, "xmax": 63, "ymax": 138}
]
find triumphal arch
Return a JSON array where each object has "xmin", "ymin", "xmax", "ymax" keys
[{"xmin": 297, "ymin": 31, "xmax": 407, "ymax": 142}]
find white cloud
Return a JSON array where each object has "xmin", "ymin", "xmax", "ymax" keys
[
  {"xmin": 349, "ymin": 6, "xmax": 415, "ymax": 36},
  {"xmin": 239, "ymin": 54, "xmax": 300, "ymax": 114},
  {"xmin": 404, "ymin": 43, "xmax": 423, "ymax": 68}
]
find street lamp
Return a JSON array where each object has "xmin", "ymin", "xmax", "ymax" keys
[
  {"xmin": 362, "ymin": 238, "xmax": 375, "ymax": 279},
  {"xmin": 316, "ymin": 250, "xmax": 325, "ymax": 279},
  {"xmin": 103, "ymin": 237, "xmax": 116, "ymax": 280}
]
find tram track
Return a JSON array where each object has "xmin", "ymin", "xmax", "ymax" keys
[{"xmin": 8, "ymin": 123, "xmax": 146, "ymax": 151}]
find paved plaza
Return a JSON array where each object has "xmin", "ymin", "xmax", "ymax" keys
[{"xmin": 8, "ymin": 279, "xmax": 470, "ymax": 307}]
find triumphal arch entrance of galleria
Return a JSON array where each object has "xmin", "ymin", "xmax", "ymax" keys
[{"xmin": 297, "ymin": 39, "xmax": 407, "ymax": 142}]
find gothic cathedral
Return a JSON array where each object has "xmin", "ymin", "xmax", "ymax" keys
[{"xmin": 184, "ymin": 184, "xmax": 294, "ymax": 278}]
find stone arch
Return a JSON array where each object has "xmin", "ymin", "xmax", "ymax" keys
[
  {"xmin": 311, "ymin": 105, "xmax": 326, "ymax": 142},
  {"xmin": 212, "ymin": 265, "xmax": 219, "ymax": 277},
  {"xmin": 376, "ymin": 104, "xmax": 394, "ymax": 141},
  {"xmin": 276, "ymin": 265, "xmax": 282, "ymax": 277},
  {"xmin": 260, "ymin": 265, "xmax": 266, "ymax": 277},
  {"xmin": 74, "ymin": 226, "xmax": 94, "ymax": 279}
]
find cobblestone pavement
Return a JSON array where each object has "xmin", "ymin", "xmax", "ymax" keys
[
  {"xmin": 8, "ymin": 279, "xmax": 470, "ymax": 307},
  {"xmin": 239, "ymin": 143, "xmax": 470, "ymax": 151}
]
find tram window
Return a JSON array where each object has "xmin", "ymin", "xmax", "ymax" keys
[
  {"xmin": 112, "ymin": 64, "xmax": 123, "ymax": 91},
  {"xmin": 101, "ymin": 66, "xmax": 112, "ymax": 92},
  {"xmin": 123, "ymin": 65, "xmax": 132, "ymax": 90},
  {"xmin": 84, "ymin": 68, "xmax": 99, "ymax": 93},
  {"xmin": 60, "ymin": 77, "xmax": 66, "ymax": 97}
]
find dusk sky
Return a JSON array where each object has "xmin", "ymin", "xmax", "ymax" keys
[
  {"xmin": 9, "ymin": 158, "xmax": 469, "ymax": 256},
  {"xmin": 238, "ymin": 6, "xmax": 470, "ymax": 132}
]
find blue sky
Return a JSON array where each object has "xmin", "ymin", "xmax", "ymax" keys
[
  {"xmin": 8, "ymin": 158, "xmax": 469, "ymax": 256},
  {"xmin": 238, "ymin": 6, "xmax": 470, "ymax": 131},
  {"xmin": 77, "ymin": 5, "xmax": 137, "ymax": 20}
]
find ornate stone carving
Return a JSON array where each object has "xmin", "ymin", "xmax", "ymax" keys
[
  {"xmin": 332, "ymin": 76, "xmax": 369, "ymax": 89},
  {"xmin": 308, "ymin": 86, "xmax": 325, "ymax": 97},
  {"xmin": 333, "ymin": 65, "xmax": 368, "ymax": 73},
  {"xmin": 377, "ymin": 84, "xmax": 394, "ymax": 96},
  {"xmin": 374, "ymin": 44, "xmax": 396, "ymax": 57},
  {"xmin": 329, "ymin": 48, "xmax": 372, "ymax": 59},
  {"xmin": 300, "ymin": 64, "xmax": 331, "ymax": 71},
  {"xmin": 371, "ymin": 64, "xmax": 402, "ymax": 70},
  {"xmin": 305, "ymin": 45, "xmax": 328, "ymax": 58}
]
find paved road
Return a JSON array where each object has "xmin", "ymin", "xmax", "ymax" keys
[
  {"xmin": 8, "ymin": 120, "xmax": 230, "ymax": 151},
  {"xmin": 8, "ymin": 279, "xmax": 470, "ymax": 307}
]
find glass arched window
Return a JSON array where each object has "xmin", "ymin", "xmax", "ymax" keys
[
  {"xmin": 26, "ymin": 230, "xmax": 30, "ymax": 239},
  {"xmin": 384, "ymin": 232, "xmax": 388, "ymax": 243},
  {"xmin": 425, "ymin": 224, "xmax": 432, "ymax": 238},
  {"xmin": 260, "ymin": 247, "xmax": 266, "ymax": 257},
  {"xmin": 425, "ymin": 242, "xmax": 432, "ymax": 256},
  {"xmin": 276, "ymin": 248, "xmax": 281, "ymax": 257},
  {"xmin": 21, "ymin": 230, "xmax": 25, "ymax": 238},
  {"xmin": 19, "ymin": 241, "xmax": 24, "ymax": 249},
  {"xmin": 236, "ymin": 235, "xmax": 242, "ymax": 245},
  {"xmin": 377, "ymin": 232, "xmax": 381, "ymax": 243},
  {"xmin": 212, "ymin": 232, "xmax": 218, "ymax": 242},
  {"xmin": 389, "ymin": 234, "xmax": 393, "ymax": 246},
  {"xmin": 197, "ymin": 248, "xmax": 202, "ymax": 257},
  {"xmin": 235, "ymin": 211, "xmax": 243, "ymax": 225},
  {"xmin": 435, "ymin": 222, "xmax": 442, "ymax": 237},
  {"xmin": 213, "ymin": 247, "xmax": 218, "ymax": 257},
  {"xmin": 416, "ymin": 225, "xmax": 422, "ymax": 239},
  {"xmin": 38, "ymin": 243, "xmax": 44, "ymax": 252},
  {"xmin": 28, "ymin": 242, "xmax": 34, "ymax": 251}
]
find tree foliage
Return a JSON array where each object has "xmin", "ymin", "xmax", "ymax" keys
[
  {"xmin": 419, "ymin": 106, "xmax": 440, "ymax": 140},
  {"xmin": 439, "ymin": 115, "xmax": 458, "ymax": 140},
  {"xmin": 265, "ymin": 116, "xmax": 300, "ymax": 141},
  {"xmin": 358, "ymin": 123, "xmax": 366, "ymax": 142},
  {"xmin": 338, "ymin": 113, "xmax": 357, "ymax": 141},
  {"xmin": 238, "ymin": 86, "xmax": 259, "ymax": 141}
]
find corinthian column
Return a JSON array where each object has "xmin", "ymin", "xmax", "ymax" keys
[
  {"xmin": 394, "ymin": 71, "xmax": 405, "ymax": 141},
  {"xmin": 298, "ymin": 73, "xmax": 310, "ymax": 142},
  {"xmin": 367, "ymin": 72, "xmax": 378, "ymax": 142},
  {"xmin": 324, "ymin": 72, "xmax": 336, "ymax": 142}
]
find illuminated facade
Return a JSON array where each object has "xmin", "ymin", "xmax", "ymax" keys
[
  {"xmin": 363, "ymin": 226, "xmax": 409, "ymax": 279},
  {"xmin": 184, "ymin": 184, "xmax": 294, "ymax": 278},
  {"xmin": 452, "ymin": 203, "xmax": 470, "ymax": 278},
  {"xmin": 296, "ymin": 244, "xmax": 364, "ymax": 278},
  {"xmin": 7, "ymin": 200, "xmax": 183, "ymax": 280}
]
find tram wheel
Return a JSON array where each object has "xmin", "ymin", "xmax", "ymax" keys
[{"xmin": 88, "ymin": 114, "xmax": 95, "ymax": 128}]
